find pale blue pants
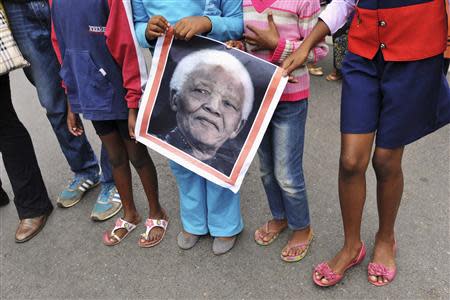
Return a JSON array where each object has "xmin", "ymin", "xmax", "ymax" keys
[{"xmin": 169, "ymin": 161, "xmax": 243, "ymax": 237}]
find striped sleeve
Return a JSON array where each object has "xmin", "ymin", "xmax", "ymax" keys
[
  {"xmin": 106, "ymin": 0, "xmax": 148, "ymax": 109},
  {"xmin": 271, "ymin": 0, "xmax": 328, "ymax": 65}
]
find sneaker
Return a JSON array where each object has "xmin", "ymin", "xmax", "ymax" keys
[
  {"xmin": 90, "ymin": 183, "xmax": 122, "ymax": 221},
  {"xmin": 57, "ymin": 176, "xmax": 100, "ymax": 208}
]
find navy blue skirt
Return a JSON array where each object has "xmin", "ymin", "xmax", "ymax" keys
[{"xmin": 340, "ymin": 51, "xmax": 450, "ymax": 149}]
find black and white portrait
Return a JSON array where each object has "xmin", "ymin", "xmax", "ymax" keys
[
  {"xmin": 136, "ymin": 33, "xmax": 287, "ymax": 191},
  {"xmin": 161, "ymin": 49, "xmax": 255, "ymax": 175}
]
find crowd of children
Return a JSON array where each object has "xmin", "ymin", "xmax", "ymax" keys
[{"xmin": 2, "ymin": 0, "xmax": 449, "ymax": 289}]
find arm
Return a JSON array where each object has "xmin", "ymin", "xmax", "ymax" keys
[
  {"xmin": 318, "ymin": 0, "xmax": 355, "ymax": 35},
  {"xmin": 282, "ymin": 0, "xmax": 355, "ymax": 75},
  {"xmin": 131, "ymin": 1, "xmax": 169, "ymax": 49},
  {"xmin": 173, "ymin": 0, "xmax": 243, "ymax": 41},
  {"xmin": 106, "ymin": 0, "xmax": 148, "ymax": 110},
  {"xmin": 207, "ymin": 0, "xmax": 244, "ymax": 41},
  {"xmin": 50, "ymin": 0, "xmax": 84, "ymax": 136},
  {"xmin": 271, "ymin": 0, "xmax": 328, "ymax": 65},
  {"xmin": 132, "ymin": 0, "xmax": 152, "ymax": 48}
]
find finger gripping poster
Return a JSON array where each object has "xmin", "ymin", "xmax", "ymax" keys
[{"xmin": 136, "ymin": 30, "xmax": 287, "ymax": 193}]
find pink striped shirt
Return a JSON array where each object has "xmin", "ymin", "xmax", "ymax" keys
[{"xmin": 243, "ymin": 0, "xmax": 328, "ymax": 101}]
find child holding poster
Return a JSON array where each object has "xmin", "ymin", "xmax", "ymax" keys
[
  {"xmin": 50, "ymin": 0, "xmax": 169, "ymax": 247},
  {"xmin": 227, "ymin": 0, "xmax": 328, "ymax": 262},
  {"xmin": 132, "ymin": 0, "xmax": 244, "ymax": 255}
]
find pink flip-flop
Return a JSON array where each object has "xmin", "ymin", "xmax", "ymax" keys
[
  {"xmin": 367, "ymin": 242, "xmax": 397, "ymax": 286},
  {"xmin": 313, "ymin": 242, "xmax": 366, "ymax": 287},
  {"xmin": 280, "ymin": 231, "xmax": 314, "ymax": 262}
]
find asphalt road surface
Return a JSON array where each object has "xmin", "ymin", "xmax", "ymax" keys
[{"xmin": 1, "ymin": 53, "xmax": 449, "ymax": 299}]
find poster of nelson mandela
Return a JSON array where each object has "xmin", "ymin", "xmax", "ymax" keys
[{"xmin": 136, "ymin": 32, "xmax": 287, "ymax": 193}]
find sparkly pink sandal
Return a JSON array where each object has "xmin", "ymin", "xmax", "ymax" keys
[
  {"xmin": 313, "ymin": 242, "xmax": 366, "ymax": 287},
  {"xmin": 367, "ymin": 242, "xmax": 397, "ymax": 286}
]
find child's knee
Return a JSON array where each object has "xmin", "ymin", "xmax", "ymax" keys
[
  {"xmin": 129, "ymin": 154, "xmax": 150, "ymax": 170},
  {"xmin": 108, "ymin": 151, "xmax": 128, "ymax": 169},
  {"xmin": 276, "ymin": 177, "xmax": 305, "ymax": 195},
  {"xmin": 339, "ymin": 155, "xmax": 369, "ymax": 178},
  {"xmin": 273, "ymin": 165, "xmax": 305, "ymax": 194},
  {"xmin": 372, "ymin": 152, "xmax": 402, "ymax": 180}
]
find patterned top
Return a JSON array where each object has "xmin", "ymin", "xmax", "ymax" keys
[{"xmin": 243, "ymin": 0, "xmax": 328, "ymax": 101}]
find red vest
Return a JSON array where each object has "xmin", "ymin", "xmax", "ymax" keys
[
  {"xmin": 445, "ymin": 0, "xmax": 450, "ymax": 58},
  {"xmin": 348, "ymin": 0, "xmax": 447, "ymax": 61}
]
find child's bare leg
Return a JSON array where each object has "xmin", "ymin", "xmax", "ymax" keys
[
  {"xmin": 370, "ymin": 146, "xmax": 404, "ymax": 283},
  {"xmin": 100, "ymin": 132, "xmax": 141, "ymax": 240},
  {"xmin": 316, "ymin": 133, "xmax": 374, "ymax": 284},
  {"xmin": 123, "ymin": 140, "xmax": 166, "ymax": 242}
]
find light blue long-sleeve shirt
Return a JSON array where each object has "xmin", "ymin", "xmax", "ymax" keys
[{"xmin": 132, "ymin": 0, "xmax": 243, "ymax": 48}]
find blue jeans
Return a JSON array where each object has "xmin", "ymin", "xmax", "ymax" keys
[
  {"xmin": 4, "ymin": 0, "xmax": 112, "ymax": 183},
  {"xmin": 257, "ymin": 100, "xmax": 310, "ymax": 230},
  {"xmin": 169, "ymin": 161, "xmax": 243, "ymax": 237}
]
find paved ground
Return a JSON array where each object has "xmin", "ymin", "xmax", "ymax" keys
[{"xmin": 1, "ymin": 53, "xmax": 449, "ymax": 299}]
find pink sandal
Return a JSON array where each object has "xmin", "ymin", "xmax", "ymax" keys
[
  {"xmin": 138, "ymin": 218, "xmax": 169, "ymax": 248},
  {"xmin": 313, "ymin": 242, "xmax": 366, "ymax": 287},
  {"xmin": 103, "ymin": 218, "xmax": 138, "ymax": 246},
  {"xmin": 367, "ymin": 242, "xmax": 397, "ymax": 286}
]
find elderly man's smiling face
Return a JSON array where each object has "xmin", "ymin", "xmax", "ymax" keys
[{"xmin": 170, "ymin": 64, "xmax": 246, "ymax": 154}]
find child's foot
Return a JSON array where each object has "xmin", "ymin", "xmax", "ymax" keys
[
  {"xmin": 254, "ymin": 219, "xmax": 287, "ymax": 246},
  {"xmin": 138, "ymin": 209, "xmax": 168, "ymax": 247},
  {"xmin": 326, "ymin": 70, "xmax": 343, "ymax": 81},
  {"xmin": 104, "ymin": 213, "xmax": 141, "ymax": 245},
  {"xmin": 57, "ymin": 175, "xmax": 100, "ymax": 208},
  {"xmin": 177, "ymin": 230, "xmax": 200, "ymax": 250},
  {"xmin": 91, "ymin": 183, "xmax": 122, "ymax": 221},
  {"xmin": 314, "ymin": 241, "xmax": 364, "ymax": 285},
  {"xmin": 307, "ymin": 63, "xmax": 323, "ymax": 76},
  {"xmin": 281, "ymin": 227, "xmax": 313, "ymax": 262},
  {"xmin": 212, "ymin": 236, "xmax": 237, "ymax": 255},
  {"xmin": 368, "ymin": 233, "xmax": 396, "ymax": 285}
]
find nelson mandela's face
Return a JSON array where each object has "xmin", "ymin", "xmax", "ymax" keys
[{"xmin": 171, "ymin": 63, "xmax": 246, "ymax": 153}]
